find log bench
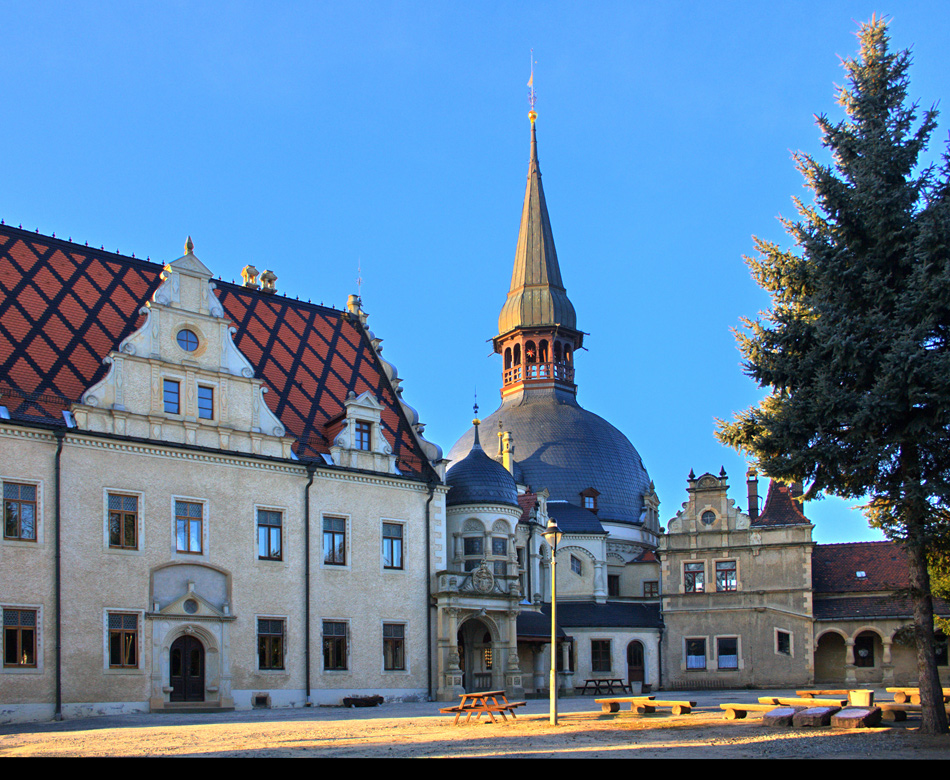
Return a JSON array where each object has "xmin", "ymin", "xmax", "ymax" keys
[
  {"xmin": 758, "ymin": 696, "xmax": 848, "ymax": 708},
  {"xmin": 719, "ymin": 703, "xmax": 781, "ymax": 720},
  {"xmin": 596, "ymin": 696, "xmax": 695, "ymax": 715},
  {"xmin": 886, "ymin": 687, "xmax": 950, "ymax": 704}
]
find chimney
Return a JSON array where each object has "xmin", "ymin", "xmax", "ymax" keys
[{"xmin": 746, "ymin": 466, "xmax": 759, "ymax": 520}]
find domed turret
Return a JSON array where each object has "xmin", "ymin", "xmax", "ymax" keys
[{"xmin": 445, "ymin": 418, "xmax": 519, "ymax": 508}]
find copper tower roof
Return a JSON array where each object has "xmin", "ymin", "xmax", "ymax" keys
[{"xmin": 497, "ymin": 115, "xmax": 577, "ymax": 338}]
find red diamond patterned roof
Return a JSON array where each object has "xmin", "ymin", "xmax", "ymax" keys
[{"xmin": 0, "ymin": 224, "xmax": 435, "ymax": 480}]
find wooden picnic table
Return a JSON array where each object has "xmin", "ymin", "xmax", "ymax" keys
[
  {"xmin": 439, "ymin": 690, "xmax": 526, "ymax": 725},
  {"xmin": 576, "ymin": 678, "xmax": 631, "ymax": 695}
]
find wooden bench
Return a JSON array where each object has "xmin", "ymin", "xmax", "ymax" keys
[
  {"xmin": 719, "ymin": 703, "xmax": 781, "ymax": 720},
  {"xmin": 758, "ymin": 696, "xmax": 848, "ymax": 708},
  {"xmin": 597, "ymin": 696, "xmax": 694, "ymax": 715},
  {"xmin": 795, "ymin": 690, "xmax": 849, "ymax": 698},
  {"xmin": 886, "ymin": 687, "xmax": 950, "ymax": 704}
]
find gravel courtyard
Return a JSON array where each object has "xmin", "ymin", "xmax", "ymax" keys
[{"xmin": 2, "ymin": 691, "xmax": 949, "ymax": 759}]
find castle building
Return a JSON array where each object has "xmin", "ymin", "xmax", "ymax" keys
[
  {"xmin": 444, "ymin": 111, "xmax": 663, "ymax": 696},
  {"xmin": 0, "ymin": 226, "xmax": 447, "ymax": 721}
]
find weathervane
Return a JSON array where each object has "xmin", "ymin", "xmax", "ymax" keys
[{"xmin": 527, "ymin": 49, "xmax": 537, "ymax": 114}]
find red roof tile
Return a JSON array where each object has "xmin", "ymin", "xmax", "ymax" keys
[
  {"xmin": 752, "ymin": 480, "xmax": 808, "ymax": 526},
  {"xmin": 0, "ymin": 225, "xmax": 435, "ymax": 480},
  {"xmin": 812, "ymin": 541, "xmax": 910, "ymax": 593}
]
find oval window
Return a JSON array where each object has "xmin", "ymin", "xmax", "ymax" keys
[
  {"xmin": 177, "ymin": 329, "xmax": 199, "ymax": 352},
  {"xmin": 701, "ymin": 511, "xmax": 716, "ymax": 525}
]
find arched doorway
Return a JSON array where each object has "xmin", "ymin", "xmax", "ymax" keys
[
  {"xmin": 170, "ymin": 635, "xmax": 205, "ymax": 702},
  {"xmin": 627, "ymin": 640, "xmax": 645, "ymax": 689},
  {"xmin": 457, "ymin": 619, "xmax": 495, "ymax": 692}
]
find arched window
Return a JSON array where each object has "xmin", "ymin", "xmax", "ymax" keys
[
  {"xmin": 513, "ymin": 343, "xmax": 522, "ymax": 365},
  {"xmin": 564, "ymin": 345, "xmax": 572, "ymax": 364},
  {"xmin": 525, "ymin": 341, "xmax": 537, "ymax": 364},
  {"xmin": 539, "ymin": 340, "xmax": 549, "ymax": 363},
  {"xmin": 554, "ymin": 342, "xmax": 563, "ymax": 363},
  {"xmin": 504, "ymin": 347, "xmax": 512, "ymax": 369}
]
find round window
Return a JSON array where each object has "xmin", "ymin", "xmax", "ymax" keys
[
  {"xmin": 177, "ymin": 329, "xmax": 199, "ymax": 352},
  {"xmin": 701, "ymin": 511, "xmax": 716, "ymax": 525},
  {"xmin": 183, "ymin": 599, "xmax": 199, "ymax": 614}
]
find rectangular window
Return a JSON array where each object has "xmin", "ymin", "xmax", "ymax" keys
[
  {"xmin": 492, "ymin": 536, "xmax": 508, "ymax": 576},
  {"xmin": 3, "ymin": 482, "xmax": 37, "ymax": 541},
  {"xmin": 258, "ymin": 618, "xmax": 285, "ymax": 670},
  {"xmin": 684, "ymin": 562, "xmax": 704, "ymax": 593},
  {"xmin": 108, "ymin": 613, "xmax": 138, "ymax": 668},
  {"xmin": 323, "ymin": 517, "xmax": 346, "ymax": 565},
  {"xmin": 108, "ymin": 493, "xmax": 138, "ymax": 550},
  {"xmin": 608, "ymin": 574, "xmax": 621, "ymax": 598},
  {"xmin": 175, "ymin": 500, "xmax": 203, "ymax": 554},
  {"xmin": 463, "ymin": 536, "xmax": 483, "ymax": 571},
  {"xmin": 717, "ymin": 637, "xmax": 738, "ymax": 670},
  {"xmin": 355, "ymin": 421, "xmax": 371, "ymax": 450},
  {"xmin": 571, "ymin": 555, "xmax": 582, "ymax": 576},
  {"xmin": 382, "ymin": 523, "xmax": 403, "ymax": 569},
  {"xmin": 776, "ymin": 630, "xmax": 792, "ymax": 656},
  {"xmin": 197, "ymin": 385, "xmax": 214, "ymax": 420},
  {"xmin": 3, "ymin": 608, "xmax": 37, "ymax": 667},
  {"xmin": 686, "ymin": 638, "xmax": 706, "ymax": 669},
  {"xmin": 258, "ymin": 509, "xmax": 282, "ymax": 561},
  {"xmin": 163, "ymin": 379, "xmax": 180, "ymax": 414},
  {"xmin": 643, "ymin": 580, "xmax": 659, "ymax": 598},
  {"xmin": 383, "ymin": 623, "xmax": 405, "ymax": 671},
  {"xmin": 323, "ymin": 621, "xmax": 347, "ymax": 670},
  {"xmin": 716, "ymin": 560, "xmax": 737, "ymax": 592},
  {"xmin": 591, "ymin": 639, "xmax": 611, "ymax": 672}
]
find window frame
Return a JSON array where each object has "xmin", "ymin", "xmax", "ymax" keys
[
  {"xmin": 570, "ymin": 555, "xmax": 583, "ymax": 576},
  {"xmin": 383, "ymin": 622, "xmax": 406, "ymax": 672},
  {"xmin": 608, "ymin": 574, "xmax": 621, "ymax": 598},
  {"xmin": 257, "ymin": 617, "xmax": 286, "ymax": 671},
  {"xmin": 173, "ymin": 497, "xmax": 206, "ymax": 556},
  {"xmin": 163, "ymin": 378, "xmax": 181, "ymax": 415},
  {"xmin": 643, "ymin": 580, "xmax": 659, "ymax": 598},
  {"xmin": 776, "ymin": 629, "xmax": 793, "ymax": 657},
  {"xmin": 257, "ymin": 507, "xmax": 283, "ymax": 562},
  {"xmin": 3, "ymin": 606, "xmax": 39, "ymax": 670},
  {"xmin": 715, "ymin": 559, "xmax": 738, "ymax": 592},
  {"xmin": 685, "ymin": 637, "xmax": 707, "ymax": 670},
  {"xmin": 322, "ymin": 620, "xmax": 349, "ymax": 671},
  {"xmin": 354, "ymin": 420, "xmax": 371, "ymax": 451},
  {"xmin": 107, "ymin": 611, "xmax": 140, "ymax": 670},
  {"xmin": 684, "ymin": 561, "xmax": 705, "ymax": 593},
  {"xmin": 591, "ymin": 639, "xmax": 612, "ymax": 672},
  {"xmin": 106, "ymin": 491, "xmax": 141, "ymax": 552},
  {"xmin": 197, "ymin": 384, "xmax": 215, "ymax": 421},
  {"xmin": 3, "ymin": 480, "xmax": 39, "ymax": 543},
  {"xmin": 716, "ymin": 636, "xmax": 739, "ymax": 670},
  {"xmin": 322, "ymin": 515, "xmax": 347, "ymax": 567},
  {"xmin": 382, "ymin": 521, "xmax": 404, "ymax": 570}
]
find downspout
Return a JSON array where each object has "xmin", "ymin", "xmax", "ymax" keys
[
  {"xmin": 425, "ymin": 481, "xmax": 436, "ymax": 701},
  {"xmin": 304, "ymin": 463, "xmax": 316, "ymax": 706},
  {"xmin": 53, "ymin": 428, "xmax": 65, "ymax": 721}
]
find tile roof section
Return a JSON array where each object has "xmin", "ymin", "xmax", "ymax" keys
[
  {"xmin": 0, "ymin": 225, "xmax": 435, "ymax": 479},
  {"xmin": 813, "ymin": 594, "xmax": 950, "ymax": 621},
  {"xmin": 751, "ymin": 480, "xmax": 809, "ymax": 527},
  {"xmin": 539, "ymin": 600, "xmax": 663, "ymax": 630},
  {"xmin": 547, "ymin": 500, "xmax": 606, "ymax": 535},
  {"xmin": 812, "ymin": 541, "xmax": 911, "ymax": 594},
  {"xmin": 517, "ymin": 491, "xmax": 539, "ymax": 523}
]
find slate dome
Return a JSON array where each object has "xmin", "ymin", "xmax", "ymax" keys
[
  {"xmin": 447, "ymin": 391, "xmax": 651, "ymax": 524},
  {"xmin": 445, "ymin": 424, "xmax": 520, "ymax": 508}
]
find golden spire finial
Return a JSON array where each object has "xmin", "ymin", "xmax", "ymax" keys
[{"xmin": 185, "ymin": 236, "xmax": 194, "ymax": 255}]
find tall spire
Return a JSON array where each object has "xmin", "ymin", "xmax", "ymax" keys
[
  {"xmin": 492, "ymin": 109, "xmax": 584, "ymax": 401},
  {"xmin": 497, "ymin": 112, "xmax": 577, "ymax": 338}
]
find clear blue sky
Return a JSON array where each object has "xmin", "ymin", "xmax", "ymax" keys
[{"xmin": 3, "ymin": 1, "xmax": 949, "ymax": 543}]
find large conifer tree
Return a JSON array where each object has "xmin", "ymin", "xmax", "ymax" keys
[{"xmin": 717, "ymin": 17, "xmax": 950, "ymax": 734}]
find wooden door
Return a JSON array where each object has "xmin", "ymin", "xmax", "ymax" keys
[
  {"xmin": 627, "ymin": 640, "xmax": 645, "ymax": 685},
  {"xmin": 170, "ymin": 635, "xmax": 205, "ymax": 702}
]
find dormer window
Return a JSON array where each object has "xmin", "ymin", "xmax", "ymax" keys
[
  {"xmin": 856, "ymin": 570, "xmax": 866, "ymax": 579},
  {"xmin": 176, "ymin": 329, "xmax": 199, "ymax": 352},
  {"xmin": 163, "ymin": 379, "xmax": 180, "ymax": 414},
  {"xmin": 355, "ymin": 421, "xmax": 371, "ymax": 450},
  {"xmin": 580, "ymin": 487, "xmax": 600, "ymax": 513}
]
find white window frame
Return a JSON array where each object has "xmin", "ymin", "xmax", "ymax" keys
[{"xmin": 775, "ymin": 628, "xmax": 794, "ymax": 657}]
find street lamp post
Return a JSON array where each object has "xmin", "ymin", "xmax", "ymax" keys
[{"xmin": 542, "ymin": 518, "xmax": 562, "ymax": 725}]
